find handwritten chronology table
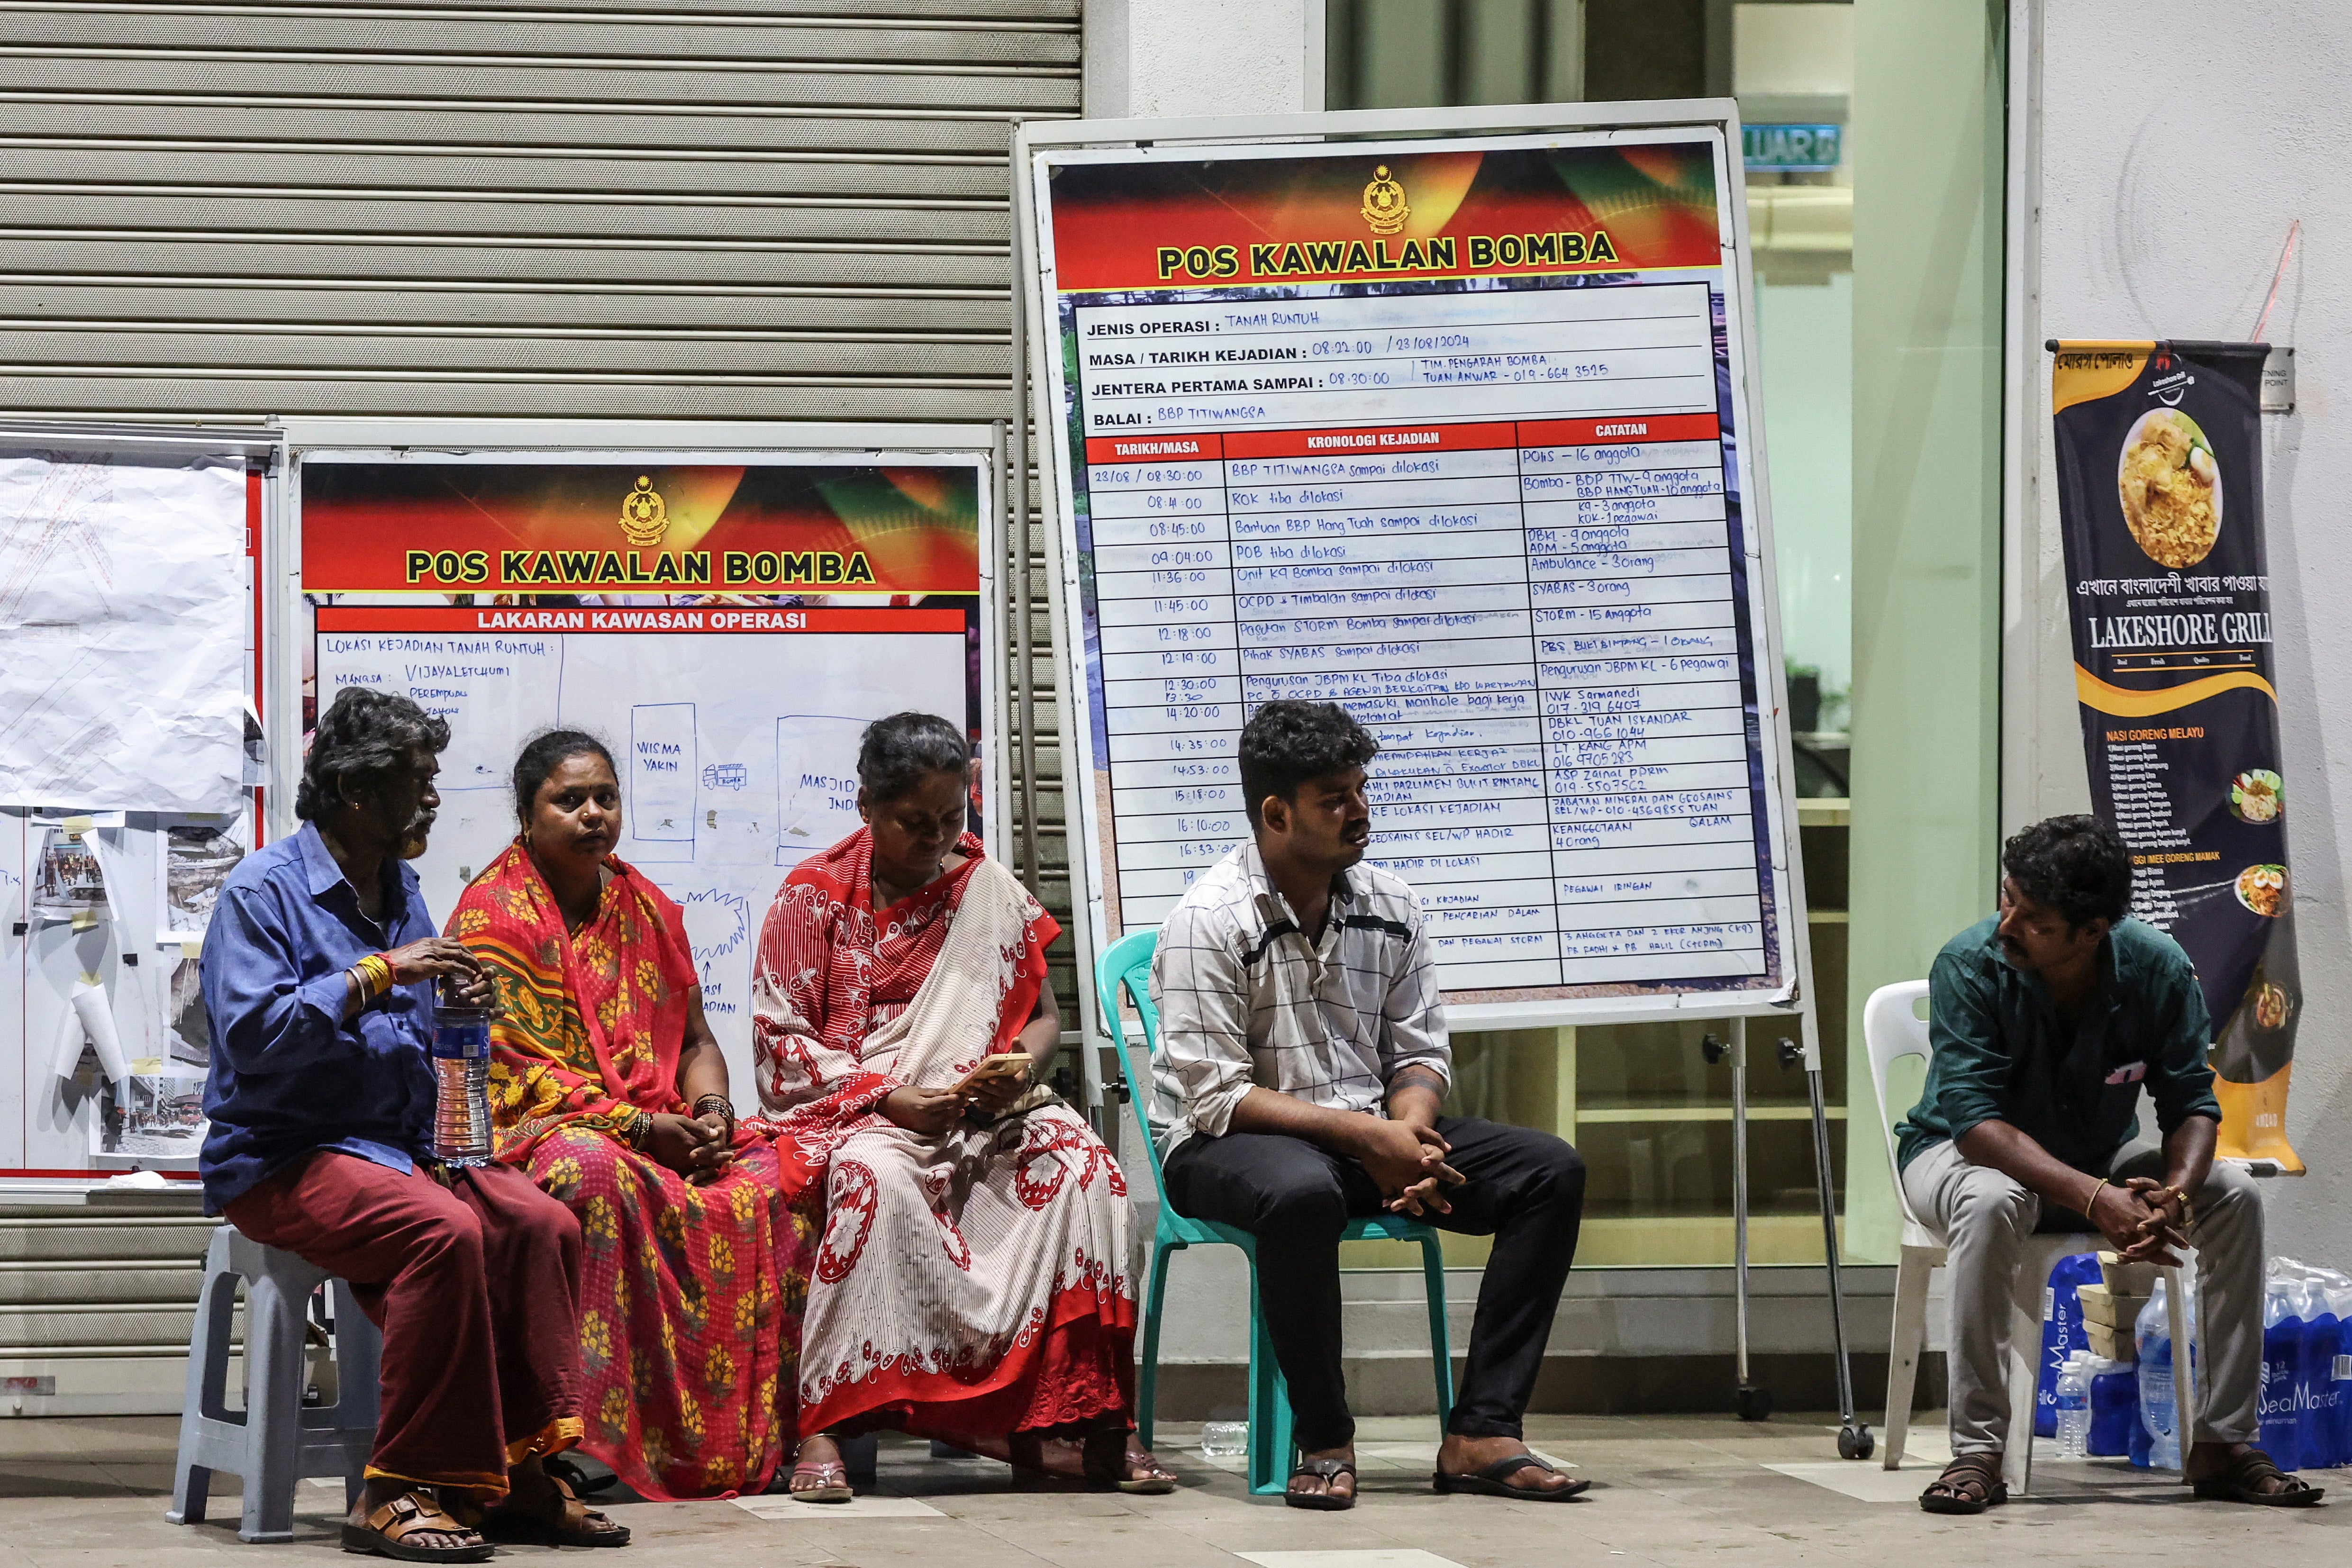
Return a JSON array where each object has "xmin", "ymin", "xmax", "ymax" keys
[{"xmin": 1026, "ymin": 128, "xmax": 1807, "ymax": 1015}]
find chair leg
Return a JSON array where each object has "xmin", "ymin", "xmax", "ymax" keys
[
  {"xmin": 1419, "ymin": 1234, "xmax": 1453, "ymax": 1432},
  {"xmin": 1137, "ymin": 1241, "xmax": 1177, "ymax": 1450},
  {"xmin": 240, "ymin": 1271, "xmax": 307, "ymax": 1542},
  {"xmin": 2000, "ymin": 1284, "xmax": 2041, "ymax": 1498},
  {"xmin": 2165, "ymin": 1265, "xmax": 2195, "ymax": 1469},
  {"xmin": 330, "ymin": 1278, "xmax": 383, "ymax": 1506},
  {"xmin": 165, "ymin": 1246, "xmax": 235, "ymax": 1526},
  {"xmin": 1245, "ymin": 1255, "xmax": 1292, "ymax": 1497},
  {"xmin": 1881, "ymin": 1250, "xmax": 1934, "ymax": 1471}
]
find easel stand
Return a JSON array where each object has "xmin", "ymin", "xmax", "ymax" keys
[{"xmin": 1704, "ymin": 1014, "xmax": 1871, "ymax": 1458}]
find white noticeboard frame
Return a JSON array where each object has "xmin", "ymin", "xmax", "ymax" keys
[
  {"xmin": 1014, "ymin": 101, "xmax": 1821, "ymax": 1051},
  {"xmin": 269, "ymin": 419, "xmax": 1009, "ymax": 1099}
]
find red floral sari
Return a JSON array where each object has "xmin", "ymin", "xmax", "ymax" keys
[
  {"xmin": 751, "ymin": 828, "xmax": 1134, "ymax": 1442},
  {"xmin": 449, "ymin": 840, "xmax": 812, "ymax": 1500}
]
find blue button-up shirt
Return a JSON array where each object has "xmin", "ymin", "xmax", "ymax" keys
[{"xmin": 198, "ymin": 822, "xmax": 440, "ymax": 1214}]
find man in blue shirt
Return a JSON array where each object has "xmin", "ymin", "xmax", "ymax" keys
[
  {"xmin": 202, "ymin": 690, "xmax": 629, "ymax": 1558},
  {"xmin": 1897, "ymin": 816, "xmax": 2313, "ymax": 1512}
]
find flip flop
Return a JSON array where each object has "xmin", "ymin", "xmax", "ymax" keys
[
  {"xmin": 786, "ymin": 1459, "xmax": 854, "ymax": 1504},
  {"xmin": 2188, "ymin": 1447, "xmax": 2325, "ymax": 1507},
  {"xmin": 1432, "ymin": 1453, "xmax": 1589, "ymax": 1501},
  {"xmin": 339, "ymin": 1491, "xmax": 494, "ymax": 1563},
  {"xmin": 1283, "ymin": 1457, "xmax": 1356, "ymax": 1511}
]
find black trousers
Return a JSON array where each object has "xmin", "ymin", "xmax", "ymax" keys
[{"xmin": 1161, "ymin": 1115, "xmax": 1584, "ymax": 1450}]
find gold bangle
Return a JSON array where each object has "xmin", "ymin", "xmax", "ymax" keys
[{"xmin": 2085, "ymin": 1176, "xmax": 2110, "ymax": 1215}]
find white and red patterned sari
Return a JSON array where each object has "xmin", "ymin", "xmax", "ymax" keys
[{"xmin": 750, "ymin": 827, "xmax": 1135, "ymax": 1442}]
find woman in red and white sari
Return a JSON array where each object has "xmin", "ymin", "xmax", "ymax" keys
[{"xmin": 752, "ymin": 712, "xmax": 1173, "ymax": 1498}]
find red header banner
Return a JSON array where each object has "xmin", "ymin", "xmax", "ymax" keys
[{"xmin": 300, "ymin": 461, "xmax": 983, "ymax": 596}]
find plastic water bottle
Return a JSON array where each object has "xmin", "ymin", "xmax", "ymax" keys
[
  {"xmin": 2089, "ymin": 1354, "xmax": 2137, "ymax": 1457},
  {"xmin": 2323, "ymin": 1269, "xmax": 2352, "ymax": 1469},
  {"xmin": 2036, "ymin": 1253, "xmax": 2102, "ymax": 1438},
  {"xmin": 1199, "ymin": 1421, "xmax": 1247, "ymax": 1458},
  {"xmin": 2260, "ymin": 1266, "xmax": 2305, "ymax": 1472},
  {"xmin": 2135, "ymin": 1278, "xmax": 2192, "ymax": 1470},
  {"xmin": 430, "ymin": 977, "xmax": 494, "ymax": 1167},
  {"xmin": 2054, "ymin": 1353, "xmax": 2093, "ymax": 1459},
  {"xmin": 2291, "ymin": 1272, "xmax": 2337, "ymax": 1470}
]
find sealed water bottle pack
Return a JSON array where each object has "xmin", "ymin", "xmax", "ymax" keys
[{"xmin": 2255, "ymin": 1258, "xmax": 2350, "ymax": 1472}]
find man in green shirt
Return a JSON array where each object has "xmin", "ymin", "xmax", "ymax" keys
[{"xmin": 1897, "ymin": 816, "xmax": 2315, "ymax": 1513}]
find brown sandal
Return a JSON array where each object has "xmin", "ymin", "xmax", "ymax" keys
[
  {"xmin": 1918, "ymin": 1452, "xmax": 2006, "ymax": 1515},
  {"xmin": 481, "ymin": 1471, "xmax": 630, "ymax": 1546},
  {"xmin": 2189, "ymin": 1447, "xmax": 2325, "ymax": 1506},
  {"xmin": 340, "ymin": 1491, "xmax": 494, "ymax": 1562},
  {"xmin": 1080, "ymin": 1428, "xmax": 1177, "ymax": 1495}
]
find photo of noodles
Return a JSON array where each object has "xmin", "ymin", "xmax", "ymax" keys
[
  {"xmin": 2117, "ymin": 408, "xmax": 2222, "ymax": 568},
  {"xmin": 2230, "ymin": 769, "xmax": 2283, "ymax": 824},
  {"xmin": 2252, "ymin": 980, "xmax": 2294, "ymax": 1032},
  {"xmin": 2234, "ymin": 863, "xmax": 2287, "ymax": 917}
]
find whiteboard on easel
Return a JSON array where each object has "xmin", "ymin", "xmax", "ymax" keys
[
  {"xmin": 1016, "ymin": 103, "xmax": 1817, "ymax": 1033},
  {"xmin": 274, "ymin": 422, "xmax": 1007, "ymax": 1096}
]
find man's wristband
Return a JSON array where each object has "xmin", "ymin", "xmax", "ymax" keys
[{"xmin": 350, "ymin": 952, "xmax": 394, "ymax": 1002}]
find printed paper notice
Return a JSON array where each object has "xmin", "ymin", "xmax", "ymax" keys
[{"xmin": 0, "ymin": 457, "xmax": 248, "ymax": 812}]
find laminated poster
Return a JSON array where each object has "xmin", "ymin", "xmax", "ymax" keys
[
  {"xmin": 2049, "ymin": 341, "xmax": 2299, "ymax": 1169},
  {"xmin": 30, "ymin": 824, "xmax": 107, "ymax": 925},
  {"xmin": 94, "ymin": 1072, "xmax": 207, "ymax": 1164}
]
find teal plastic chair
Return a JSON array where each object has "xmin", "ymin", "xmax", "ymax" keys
[{"xmin": 1095, "ymin": 927, "xmax": 1453, "ymax": 1496}]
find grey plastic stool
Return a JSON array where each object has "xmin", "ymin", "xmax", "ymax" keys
[{"xmin": 166, "ymin": 1224, "xmax": 382, "ymax": 1542}]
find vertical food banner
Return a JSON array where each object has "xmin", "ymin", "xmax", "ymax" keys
[{"xmin": 2049, "ymin": 341, "xmax": 2299, "ymax": 1169}]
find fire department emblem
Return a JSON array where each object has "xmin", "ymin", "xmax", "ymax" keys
[
  {"xmin": 619, "ymin": 474, "xmax": 668, "ymax": 548},
  {"xmin": 1361, "ymin": 164, "xmax": 1409, "ymax": 235}
]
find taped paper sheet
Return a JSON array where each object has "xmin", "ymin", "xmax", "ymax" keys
[
  {"xmin": 68, "ymin": 978, "xmax": 130, "ymax": 1084},
  {"xmin": 0, "ymin": 456, "xmax": 248, "ymax": 812}
]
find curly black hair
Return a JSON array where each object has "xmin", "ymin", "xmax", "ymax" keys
[
  {"xmin": 295, "ymin": 689, "xmax": 450, "ymax": 822},
  {"xmin": 1239, "ymin": 700, "xmax": 1379, "ymax": 829},
  {"xmin": 2002, "ymin": 814, "xmax": 2133, "ymax": 930},
  {"xmin": 511, "ymin": 728, "xmax": 615, "ymax": 824},
  {"xmin": 856, "ymin": 711, "xmax": 970, "ymax": 803}
]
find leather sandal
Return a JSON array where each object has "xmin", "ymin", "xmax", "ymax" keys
[
  {"xmin": 1284, "ymin": 1457, "xmax": 1357, "ymax": 1511},
  {"xmin": 2188, "ymin": 1447, "xmax": 2325, "ymax": 1506},
  {"xmin": 1918, "ymin": 1452, "xmax": 2006, "ymax": 1515},
  {"xmin": 1432, "ymin": 1452, "xmax": 1589, "ymax": 1501},
  {"xmin": 340, "ymin": 1491, "xmax": 494, "ymax": 1562},
  {"xmin": 481, "ymin": 1471, "xmax": 630, "ymax": 1546},
  {"xmin": 1080, "ymin": 1429, "xmax": 1177, "ymax": 1495}
]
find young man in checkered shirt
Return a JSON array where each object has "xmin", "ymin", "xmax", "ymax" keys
[{"xmin": 1148, "ymin": 700, "xmax": 1588, "ymax": 1509}]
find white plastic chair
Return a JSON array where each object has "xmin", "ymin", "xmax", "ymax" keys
[{"xmin": 1865, "ymin": 980, "xmax": 2194, "ymax": 1495}]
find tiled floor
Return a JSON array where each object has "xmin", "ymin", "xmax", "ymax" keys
[{"xmin": 0, "ymin": 1413, "xmax": 2341, "ymax": 1568}]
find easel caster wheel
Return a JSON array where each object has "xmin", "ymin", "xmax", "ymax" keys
[
  {"xmin": 1838, "ymin": 1424, "xmax": 1874, "ymax": 1461},
  {"xmin": 1734, "ymin": 1383, "xmax": 1771, "ymax": 1422}
]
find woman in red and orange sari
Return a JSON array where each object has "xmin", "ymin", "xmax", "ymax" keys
[
  {"xmin": 447, "ymin": 730, "xmax": 810, "ymax": 1502},
  {"xmin": 754, "ymin": 712, "xmax": 1172, "ymax": 1499}
]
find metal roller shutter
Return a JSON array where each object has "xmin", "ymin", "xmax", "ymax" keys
[{"xmin": 0, "ymin": 0, "xmax": 1078, "ymax": 1410}]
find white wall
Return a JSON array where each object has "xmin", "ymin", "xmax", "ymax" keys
[
  {"xmin": 1083, "ymin": 0, "xmax": 1324, "ymax": 119},
  {"xmin": 2018, "ymin": 0, "xmax": 2351, "ymax": 1260}
]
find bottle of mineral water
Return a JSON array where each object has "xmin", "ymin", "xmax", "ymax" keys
[
  {"xmin": 2054, "ymin": 1353, "xmax": 2093, "ymax": 1459},
  {"xmin": 2137, "ymin": 1280, "xmax": 2184, "ymax": 1470},
  {"xmin": 430, "ymin": 976, "xmax": 494, "ymax": 1167}
]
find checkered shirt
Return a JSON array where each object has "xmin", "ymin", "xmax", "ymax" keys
[{"xmin": 1144, "ymin": 841, "xmax": 1451, "ymax": 1160}]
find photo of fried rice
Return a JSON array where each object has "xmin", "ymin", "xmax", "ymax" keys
[
  {"xmin": 2117, "ymin": 408, "xmax": 2222, "ymax": 568},
  {"xmin": 2230, "ymin": 768, "xmax": 2283, "ymax": 824},
  {"xmin": 2252, "ymin": 980, "xmax": 2294, "ymax": 1032},
  {"xmin": 2235, "ymin": 863, "xmax": 2287, "ymax": 917}
]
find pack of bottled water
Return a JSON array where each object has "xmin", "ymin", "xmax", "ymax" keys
[{"xmin": 2133, "ymin": 1257, "xmax": 2352, "ymax": 1472}]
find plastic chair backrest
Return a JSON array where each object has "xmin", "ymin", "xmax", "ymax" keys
[
  {"xmin": 1094, "ymin": 927, "xmax": 1172, "ymax": 1211},
  {"xmin": 1862, "ymin": 979, "xmax": 1934, "ymax": 1230}
]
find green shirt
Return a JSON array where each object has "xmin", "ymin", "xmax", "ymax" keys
[{"xmin": 1894, "ymin": 916, "xmax": 2222, "ymax": 1174}]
